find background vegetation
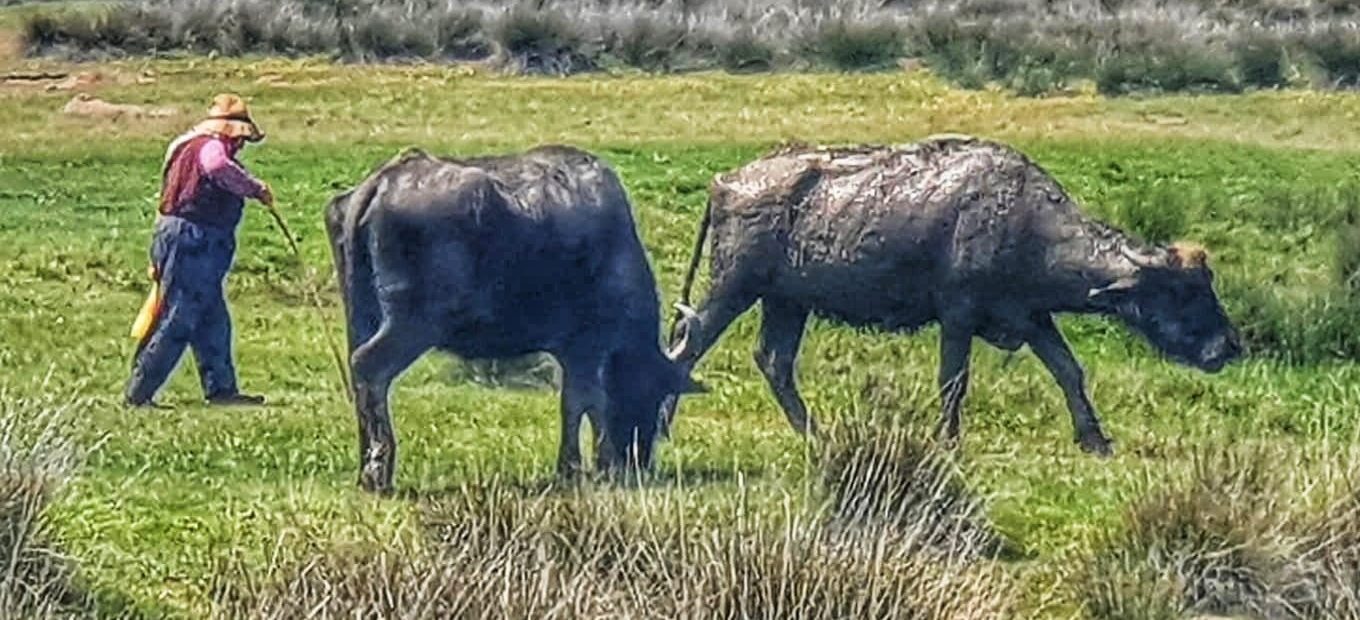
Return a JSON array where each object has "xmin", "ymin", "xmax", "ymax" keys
[{"xmin": 14, "ymin": 0, "xmax": 1360, "ymax": 95}]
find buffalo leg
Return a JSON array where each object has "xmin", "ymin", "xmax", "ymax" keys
[
  {"xmin": 753, "ymin": 298, "xmax": 816, "ymax": 435},
  {"xmin": 937, "ymin": 322, "xmax": 973, "ymax": 443},
  {"xmin": 350, "ymin": 321, "xmax": 430, "ymax": 494},
  {"xmin": 556, "ymin": 358, "xmax": 607, "ymax": 476},
  {"xmin": 1026, "ymin": 315, "xmax": 1113, "ymax": 457}
]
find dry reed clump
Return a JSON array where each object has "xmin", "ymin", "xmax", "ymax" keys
[
  {"xmin": 22, "ymin": 0, "xmax": 1360, "ymax": 93},
  {"xmin": 213, "ymin": 416, "xmax": 1013, "ymax": 619},
  {"xmin": 0, "ymin": 390, "xmax": 88, "ymax": 618},
  {"xmin": 1072, "ymin": 444, "xmax": 1360, "ymax": 620},
  {"xmin": 816, "ymin": 410, "xmax": 1006, "ymax": 561}
]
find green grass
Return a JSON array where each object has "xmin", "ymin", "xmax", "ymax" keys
[{"xmin": 3, "ymin": 58, "xmax": 1360, "ymax": 616}]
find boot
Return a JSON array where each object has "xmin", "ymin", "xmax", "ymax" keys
[{"xmin": 206, "ymin": 392, "xmax": 266, "ymax": 407}]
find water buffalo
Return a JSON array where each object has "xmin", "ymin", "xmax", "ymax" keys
[
  {"xmin": 664, "ymin": 135, "xmax": 1241, "ymax": 455},
  {"xmin": 326, "ymin": 145, "xmax": 703, "ymax": 493}
]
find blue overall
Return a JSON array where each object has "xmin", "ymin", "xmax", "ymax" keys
[{"xmin": 124, "ymin": 216, "xmax": 239, "ymax": 404}]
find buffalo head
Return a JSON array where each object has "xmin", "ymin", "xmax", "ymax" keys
[
  {"xmin": 1088, "ymin": 242, "xmax": 1241, "ymax": 372},
  {"xmin": 600, "ymin": 344, "xmax": 706, "ymax": 470}
]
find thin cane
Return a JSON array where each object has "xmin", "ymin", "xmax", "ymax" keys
[{"xmin": 265, "ymin": 205, "xmax": 353, "ymax": 401}]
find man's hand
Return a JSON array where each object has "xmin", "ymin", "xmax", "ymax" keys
[{"xmin": 258, "ymin": 183, "xmax": 275, "ymax": 208}]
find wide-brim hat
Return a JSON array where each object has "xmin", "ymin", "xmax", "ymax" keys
[{"xmin": 193, "ymin": 93, "xmax": 264, "ymax": 142}]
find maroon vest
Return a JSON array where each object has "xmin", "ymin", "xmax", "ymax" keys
[{"xmin": 159, "ymin": 135, "xmax": 245, "ymax": 230}]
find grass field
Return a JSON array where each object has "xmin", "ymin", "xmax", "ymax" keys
[{"xmin": 6, "ymin": 46, "xmax": 1360, "ymax": 618}]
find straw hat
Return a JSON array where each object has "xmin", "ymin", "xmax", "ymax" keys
[{"xmin": 193, "ymin": 93, "xmax": 264, "ymax": 142}]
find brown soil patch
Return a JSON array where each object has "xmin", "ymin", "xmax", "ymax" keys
[
  {"xmin": 0, "ymin": 30, "xmax": 21, "ymax": 66},
  {"xmin": 62, "ymin": 94, "xmax": 177, "ymax": 120}
]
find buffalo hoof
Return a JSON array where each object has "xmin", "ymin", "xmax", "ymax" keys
[
  {"xmin": 1077, "ymin": 433, "xmax": 1114, "ymax": 458},
  {"xmin": 556, "ymin": 460, "xmax": 585, "ymax": 480},
  {"xmin": 934, "ymin": 424, "xmax": 961, "ymax": 450},
  {"xmin": 359, "ymin": 464, "xmax": 394, "ymax": 496}
]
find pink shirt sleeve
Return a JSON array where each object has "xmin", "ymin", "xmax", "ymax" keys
[{"xmin": 198, "ymin": 138, "xmax": 266, "ymax": 199}]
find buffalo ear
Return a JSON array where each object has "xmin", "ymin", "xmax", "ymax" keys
[{"xmin": 1087, "ymin": 277, "xmax": 1138, "ymax": 310}]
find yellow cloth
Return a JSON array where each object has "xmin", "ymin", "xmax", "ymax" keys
[{"xmin": 130, "ymin": 267, "xmax": 162, "ymax": 341}]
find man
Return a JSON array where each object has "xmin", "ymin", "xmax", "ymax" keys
[{"xmin": 125, "ymin": 93, "xmax": 275, "ymax": 408}]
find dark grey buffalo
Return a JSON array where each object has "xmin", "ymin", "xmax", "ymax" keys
[
  {"xmin": 326, "ymin": 145, "xmax": 702, "ymax": 493},
  {"xmin": 664, "ymin": 135, "xmax": 1241, "ymax": 455}
]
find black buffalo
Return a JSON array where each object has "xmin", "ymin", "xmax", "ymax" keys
[
  {"xmin": 326, "ymin": 145, "xmax": 702, "ymax": 493},
  {"xmin": 664, "ymin": 135, "xmax": 1241, "ymax": 455}
]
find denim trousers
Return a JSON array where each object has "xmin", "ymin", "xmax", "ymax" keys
[{"xmin": 125, "ymin": 216, "xmax": 239, "ymax": 403}]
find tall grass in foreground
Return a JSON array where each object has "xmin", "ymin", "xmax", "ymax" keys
[
  {"xmin": 1072, "ymin": 444, "xmax": 1360, "ymax": 619},
  {"xmin": 0, "ymin": 388, "xmax": 88, "ymax": 618},
  {"xmin": 21, "ymin": 0, "xmax": 1360, "ymax": 94},
  {"xmin": 211, "ymin": 412, "xmax": 1013, "ymax": 619}
]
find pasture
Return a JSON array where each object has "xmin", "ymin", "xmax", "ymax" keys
[{"xmin": 4, "ymin": 43, "xmax": 1360, "ymax": 619}]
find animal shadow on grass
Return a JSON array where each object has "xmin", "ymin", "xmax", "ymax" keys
[{"xmin": 397, "ymin": 462, "xmax": 767, "ymax": 504}]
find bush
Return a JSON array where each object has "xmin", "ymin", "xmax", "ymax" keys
[
  {"xmin": 1073, "ymin": 445, "xmax": 1360, "ymax": 618},
  {"xmin": 1222, "ymin": 279, "xmax": 1360, "ymax": 362},
  {"xmin": 1232, "ymin": 29, "xmax": 1289, "ymax": 88},
  {"xmin": 1097, "ymin": 27, "xmax": 1242, "ymax": 95},
  {"xmin": 433, "ymin": 5, "xmax": 490, "ymax": 60},
  {"xmin": 606, "ymin": 15, "xmax": 689, "ymax": 72},
  {"xmin": 1297, "ymin": 24, "xmax": 1360, "ymax": 87},
  {"xmin": 493, "ymin": 5, "xmax": 595, "ymax": 75},
  {"xmin": 808, "ymin": 20, "xmax": 906, "ymax": 71},
  {"xmin": 712, "ymin": 27, "xmax": 777, "ymax": 73}
]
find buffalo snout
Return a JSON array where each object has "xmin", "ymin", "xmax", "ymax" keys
[{"xmin": 1197, "ymin": 331, "xmax": 1242, "ymax": 373}]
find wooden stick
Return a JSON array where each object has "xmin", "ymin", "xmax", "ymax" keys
[{"xmin": 266, "ymin": 205, "xmax": 353, "ymax": 401}]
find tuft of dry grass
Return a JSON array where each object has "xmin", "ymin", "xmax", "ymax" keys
[
  {"xmin": 0, "ymin": 388, "xmax": 88, "ymax": 618},
  {"xmin": 1071, "ymin": 444, "xmax": 1360, "ymax": 619},
  {"xmin": 817, "ymin": 409, "xmax": 1005, "ymax": 561},
  {"xmin": 213, "ymin": 414, "xmax": 1014, "ymax": 619}
]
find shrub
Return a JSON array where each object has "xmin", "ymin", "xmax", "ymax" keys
[
  {"xmin": 712, "ymin": 27, "xmax": 777, "ymax": 73},
  {"xmin": 1297, "ymin": 23, "xmax": 1360, "ymax": 87},
  {"xmin": 493, "ymin": 5, "xmax": 595, "ymax": 75},
  {"xmin": 808, "ymin": 20, "xmax": 906, "ymax": 71},
  {"xmin": 606, "ymin": 14, "xmax": 689, "ymax": 72},
  {"xmin": 1097, "ymin": 28, "xmax": 1241, "ymax": 95},
  {"xmin": 1232, "ymin": 29, "xmax": 1289, "ymax": 88},
  {"xmin": 345, "ymin": 4, "xmax": 435, "ymax": 60},
  {"xmin": 434, "ymin": 5, "xmax": 489, "ymax": 60},
  {"xmin": 19, "ymin": 0, "xmax": 1360, "ymax": 93}
]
